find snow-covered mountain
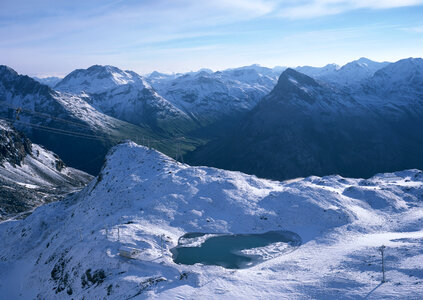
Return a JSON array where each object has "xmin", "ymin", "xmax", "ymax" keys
[
  {"xmin": 148, "ymin": 65, "xmax": 282, "ymax": 126},
  {"xmin": 0, "ymin": 65, "xmax": 175, "ymax": 174},
  {"xmin": 33, "ymin": 76, "xmax": 62, "ymax": 88},
  {"xmin": 362, "ymin": 57, "xmax": 423, "ymax": 100},
  {"xmin": 55, "ymin": 65, "xmax": 192, "ymax": 132},
  {"xmin": 345, "ymin": 58, "xmax": 423, "ymax": 127},
  {"xmin": 54, "ymin": 64, "xmax": 284, "ymax": 131},
  {"xmin": 55, "ymin": 65, "xmax": 142, "ymax": 94},
  {"xmin": 330, "ymin": 57, "xmax": 390, "ymax": 87},
  {"xmin": 295, "ymin": 63, "xmax": 340, "ymax": 78},
  {"xmin": 146, "ymin": 71, "xmax": 180, "ymax": 86},
  {"xmin": 1, "ymin": 142, "xmax": 422, "ymax": 298},
  {"xmin": 187, "ymin": 64, "xmax": 423, "ymax": 180},
  {"xmin": 296, "ymin": 58, "xmax": 389, "ymax": 88},
  {"xmin": 0, "ymin": 120, "xmax": 92, "ymax": 220}
]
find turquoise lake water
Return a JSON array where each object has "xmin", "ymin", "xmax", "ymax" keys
[{"xmin": 171, "ymin": 230, "xmax": 301, "ymax": 269}]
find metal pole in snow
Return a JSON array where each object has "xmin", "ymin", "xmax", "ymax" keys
[
  {"xmin": 380, "ymin": 245, "xmax": 386, "ymax": 283},
  {"xmin": 118, "ymin": 227, "xmax": 120, "ymax": 242},
  {"xmin": 161, "ymin": 234, "xmax": 165, "ymax": 257}
]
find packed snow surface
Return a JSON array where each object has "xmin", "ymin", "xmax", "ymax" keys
[{"xmin": 0, "ymin": 142, "xmax": 422, "ymax": 299}]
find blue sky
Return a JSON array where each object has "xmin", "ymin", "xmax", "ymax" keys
[{"xmin": 1, "ymin": 0, "xmax": 423, "ymax": 77}]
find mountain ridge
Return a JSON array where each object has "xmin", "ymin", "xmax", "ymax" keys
[{"xmin": 187, "ymin": 61, "xmax": 423, "ymax": 180}]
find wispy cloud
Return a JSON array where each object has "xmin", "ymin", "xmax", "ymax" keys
[
  {"xmin": 401, "ymin": 25, "xmax": 423, "ymax": 33},
  {"xmin": 1, "ymin": 0, "xmax": 422, "ymax": 75},
  {"xmin": 275, "ymin": 0, "xmax": 423, "ymax": 19}
]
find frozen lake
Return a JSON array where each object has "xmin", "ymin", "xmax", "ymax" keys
[{"xmin": 171, "ymin": 230, "xmax": 302, "ymax": 269}]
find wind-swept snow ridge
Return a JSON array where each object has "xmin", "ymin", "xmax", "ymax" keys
[{"xmin": 1, "ymin": 142, "xmax": 423, "ymax": 299}]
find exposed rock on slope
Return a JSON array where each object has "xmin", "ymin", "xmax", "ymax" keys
[{"xmin": 0, "ymin": 120, "xmax": 92, "ymax": 220}]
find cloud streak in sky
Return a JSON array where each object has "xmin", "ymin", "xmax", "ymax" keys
[
  {"xmin": 1, "ymin": 0, "xmax": 423, "ymax": 75},
  {"xmin": 275, "ymin": 0, "xmax": 423, "ymax": 19}
]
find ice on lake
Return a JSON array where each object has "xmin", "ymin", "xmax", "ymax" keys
[{"xmin": 171, "ymin": 230, "xmax": 301, "ymax": 269}]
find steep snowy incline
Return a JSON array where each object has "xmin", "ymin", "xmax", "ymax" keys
[
  {"xmin": 149, "ymin": 65, "xmax": 281, "ymax": 126},
  {"xmin": 0, "ymin": 142, "xmax": 422, "ymax": 299},
  {"xmin": 362, "ymin": 58, "xmax": 423, "ymax": 101},
  {"xmin": 55, "ymin": 65, "xmax": 192, "ymax": 132},
  {"xmin": 54, "ymin": 65, "xmax": 143, "ymax": 94},
  {"xmin": 0, "ymin": 120, "xmax": 92, "ymax": 220}
]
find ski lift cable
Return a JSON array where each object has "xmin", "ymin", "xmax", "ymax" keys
[
  {"xmin": 0, "ymin": 101, "xmax": 93, "ymax": 129},
  {"xmin": 0, "ymin": 116, "xmax": 116, "ymax": 142},
  {"xmin": 0, "ymin": 116, "xmax": 191, "ymax": 154},
  {"xmin": 0, "ymin": 102, "xmax": 189, "ymax": 143},
  {"xmin": 0, "ymin": 101, "xmax": 192, "ymax": 144}
]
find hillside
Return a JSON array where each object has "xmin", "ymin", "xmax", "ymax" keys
[
  {"xmin": 187, "ymin": 60, "xmax": 423, "ymax": 180},
  {"xmin": 0, "ymin": 65, "xmax": 195, "ymax": 174},
  {"xmin": 55, "ymin": 65, "xmax": 193, "ymax": 134},
  {"xmin": 0, "ymin": 142, "xmax": 422, "ymax": 298},
  {"xmin": 0, "ymin": 120, "xmax": 92, "ymax": 220},
  {"xmin": 148, "ymin": 65, "xmax": 281, "ymax": 129}
]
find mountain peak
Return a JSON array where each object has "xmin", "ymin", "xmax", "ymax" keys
[
  {"xmin": 264, "ymin": 68, "xmax": 323, "ymax": 104},
  {"xmin": 55, "ymin": 65, "xmax": 145, "ymax": 94},
  {"xmin": 278, "ymin": 68, "xmax": 319, "ymax": 87},
  {"xmin": 0, "ymin": 65, "xmax": 19, "ymax": 80},
  {"xmin": 340, "ymin": 57, "xmax": 389, "ymax": 72},
  {"xmin": 396, "ymin": 57, "xmax": 423, "ymax": 66},
  {"xmin": 356, "ymin": 57, "xmax": 373, "ymax": 63},
  {"xmin": 369, "ymin": 57, "xmax": 423, "ymax": 91},
  {"xmin": 0, "ymin": 65, "xmax": 52, "ymax": 97}
]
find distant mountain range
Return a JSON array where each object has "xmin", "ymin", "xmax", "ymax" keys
[
  {"xmin": 2, "ymin": 57, "xmax": 423, "ymax": 179},
  {"xmin": 187, "ymin": 58, "xmax": 423, "ymax": 180},
  {"xmin": 148, "ymin": 64, "xmax": 280, "ymax": 125},
  {"xmin": 295, "ymin": 57, "xmax": 390, "ymax": 88}
]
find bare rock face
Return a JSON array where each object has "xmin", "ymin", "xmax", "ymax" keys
[
  {"xmin": 0, "ymin": 120, "xmax": 93, "ymax": 220},
  {"xmin": 0, "ymin": 121, "xmax": 32, "ymax": 166}
]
